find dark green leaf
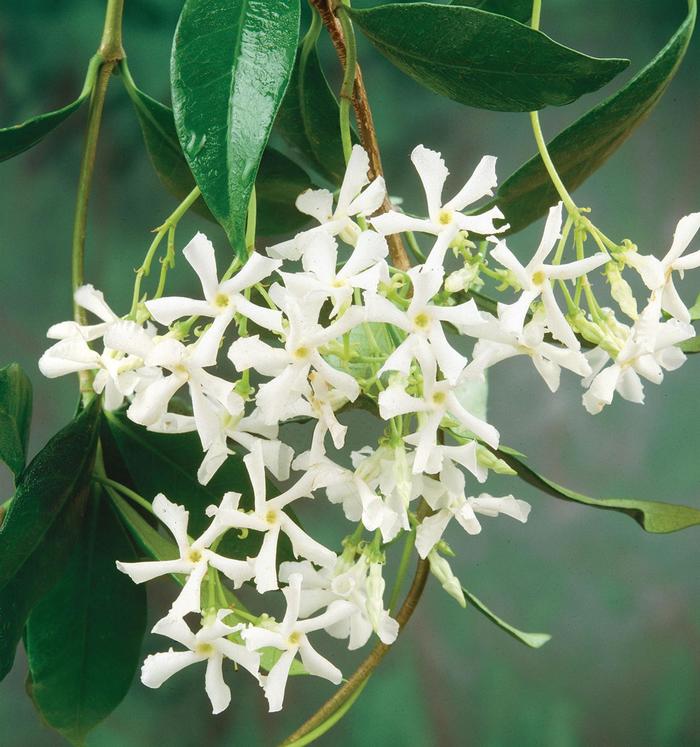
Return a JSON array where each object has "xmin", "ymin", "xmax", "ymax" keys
[
  {"xmin": 461, "ymin": 585, "xmax": 551, "ymax": 648},
  {"xmin": 680, "ymin": 334, "xmax": 700, "ymax": 354},
  {"xmin": 493, "ymin": 0, "xmax": 697, "ymax": 232},
  {"xmin": 25, "ymin": 491, "xmax": 147, "ymax": 745},
  {"xmin": 104, "ymin": 410, "xmax": 258, "ymax": 558},
  {"xmin": 0, "ymin": 400, "xmax": 101, "ymax": 679},
  {"xmin": 109, "ymin": 491, "xmax": 179, "ymax": 563},
  {"xmin": 276, "ymin": 45, "xmax": 349, "ymax": 184},
  {"xmin": 497, "ymin": 448, "xmax": 700, "ymax": 533},
  {"xmin": 348, "ymin": 3, "xmax": 628, "ymax": 112},
  {"xmin": 123, "ymin": 64, "xmax": 311, "ymax": 236},
  {"xmin": 256, "ymin": 147, "xmax": 313, "ymax": 236},
  {"xmin": 120, "ymin": 64, "xmax": 214, "ymax": 222},
  {"xmin": 0, "ymin": 399, "xmax": 100, "ymax": 589},
  {"xmin": 0, "ymin": 363, "xmax": 32, "ymax": 479},
  {"xmin": 450, "ymin": 0, "xmax": 531, "ymax": 24},
  {"xmin": 171, "ymin": 0, "xmax": 301, "ymax": 256},
  {"xmin": 0, "ymin": 55, "xmax": 98, "ymax": 162}
]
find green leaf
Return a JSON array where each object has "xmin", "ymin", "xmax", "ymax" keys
[
  {"xmin": 25, "ymin": 491, "xmax": 147, "ymax": 746},
  {"xmin": 461, "ymin": 585, "xmax": 551, "ymax": 648},
  {"xmin": 109, "ymin": 492, "xmax": 179, "ymax": 563},
  {"xmin": 120, "ymin": 65, "xmax": 214, "ymax": 223},
  {"xmin": 450, "ymin": 0, "xmax": 531, "ymax": 24},
  {"xmin": 276, "ymin": 45, "xmax": 349, "ymax": 184},
  {"xmin": 171, "ymin": 0, "xmax": 301, "ymax": 256},
  {"xmin": 493, "ymin": 0, "xmax": 697, "ymax": 233},
  {"xmin": 256, "ymin": 147, "xmax": 313, "ymax": 236},
  {"xmin": 104, "ymin": 410, "xmax": 258, "ymax": 558},
  {"xmin": 0, "ymin": 55, "xmax": 98, "ymax": 162},
  {"xmin": 348, "ymin": 3, "xmax": 628, "ymax": 112},
  {"xmin": 123, "ymin": 64, "xmax": 311, "ymax": 236},
  {"xmin": 497, "ymin": 448, "xmax": 700, "ymax": 533},
  {"xmin": 0, "ymin": 363, "xmax": 32, "ymax": 479},
  {"xmin": 0, "ymin": 399, "xmax": 101, "ymax": 680}
]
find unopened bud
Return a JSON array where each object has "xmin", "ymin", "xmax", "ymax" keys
[{"xmin": 428, "ymin": 551, "xmax": 466, "ymax": 608}]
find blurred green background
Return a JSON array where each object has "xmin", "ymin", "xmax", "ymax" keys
[{"xmin": 1, "ymin": 1, "xmax": 699, "ymax": 745}]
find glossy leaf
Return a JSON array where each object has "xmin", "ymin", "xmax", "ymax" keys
[
  {"xmin": 109, "ymin": 492, "xmax": 179, "ymax": 563},
  {"xmin": 121, "ymin": 66, "xmax": 214, "ymax": 222},
  {"xmin": 497, "ymin": 448, "xmax": 700, "ymax": 533},
  {"xmin": 450, "ymin": 0, "xmax": 531, "ymax": 24},
  {"xmin": 461, "ymin": 585, "xmax": 551, "ymax": 648},
  {"xmin": 171, "ymin": 0, "xmax": 301, "ymax": 256},
  {"xmin": 25, "ymin": 491, "xmax": 147, "ymax": 745},
  {"xmin": 104, "ymin": 410, "xmax": 258, "ymax": 558},
  {"xmin": 0, "ymin": 55, "xmax": 98, "ymax": 162},
  {"xmin": 493, "ymin": 0, "xmax": 697, "ymax": 233},
  {"xmin": 0, "ymin": 400, "xmax": 101, "ymax": 679},
  {"xmin": 256, "ymin": 148, "xmax": 313, "ymax": 235},
  {"xmin": 276, "ymin": 45, "xmax": 349, "ymax": 184},
  {"xmin": 0, "ymin": 363, "xmax": 32, "ymax": 479},
  {"xmin": 348, "ymin": 3, "xmax": 628, "ymax": 112},
  {"xmin": 124, "ymin": 67, "xmax": 311, "ymax": 236}
]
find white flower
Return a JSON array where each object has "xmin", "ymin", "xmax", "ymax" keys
[
  {"xmin": 279, "ymin": 556, "xmax": 399, "ymax": 650},
  {"xmin": 228, "ymin": 286, "xmax": 364, "ymax": 425},
  {"xmin": 623, "ymin": 212, "xmax": 700, "ymax": 323},
  {"xmin": 365, "ymin": 266, "xmax": 483, "ymax": 384},
  {"xmin": 267, "ymin": 145, "xmax": 386, "ymax": 259},
  {"xmin": 141, "ymin": 611, "xmax": 260, "ymax": 714},
  {"xmin": 370, "ymin": 144, "xmax": 505, "ymax": 238},
  {"xmin": 378, "ymin": 347, "xmax": 499, "ymax": 473},
  {"xmin": 416, "ymin": 461, "xmax": 530, "ymax": 558},
  {"xmin": 207, "ymin": 443, "xmax": 337, "ymax": 592},
  {"xmin": 490, "ymin": 203, "xmax": 609, "ymax": 349},
  {"xmin": 116, "ymin": 493, "xmax": 253, "ymax": 616},
  {"xmin": 114, "ymin": 328, "xmax": 235, "ymax": 429},
  {"xmin": 321, "ymin": 444, "xmax": 415, "ymax": 541},
  {"xmin": 299, "ymin": 372, "xmax": 350, "ymax": 463},
  {"xmin": 145, "ymin": 232, "xmax": 282, "ymax": 333},
  {"xmin": 39, "ymin": 286, "xmax": 155, "ymax": 410},
  {"xmin": 282, "ymin": 230, "xmax": 389, "ymax": 318},
  {"xmin": 151, "ymin": 386, "xmax": 294, "ymax": 486},
  {"xmin": 464, "ymin": 309, "xmax": 592, "ymax": 392},
  {"xmin": 241, "ymin": 573, "xmax": 354, "ymax": 712},
  {"xmin": 582, "ymin": 298, "xmax": 694, "ymax": 414}
]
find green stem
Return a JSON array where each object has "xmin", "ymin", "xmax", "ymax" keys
[
  {"xmin": 130, "ymin": 186, "xmax": 201, "ymax": 316},
  {"xmin": 284, "ymin": 679, "xmax": 369, "ymax": 747},
  {"xmin": 337, "ymin": 3, "xmax": 358, "ymax": 163},
  {"xmin": 94, "ymin": 475, "xmax": 154, "ymax": 515},
  {"xmin": 71, "ymin": 0, "xmax": 125, "ymax": 397},
  {"xmin": 528, "ymin": 0, "xmax": 577, "ymax": 217}
]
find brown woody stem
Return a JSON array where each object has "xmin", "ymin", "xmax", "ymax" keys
[{"xmin": 309, "ymin": 0, "xmax": 411, "ymax": 271}]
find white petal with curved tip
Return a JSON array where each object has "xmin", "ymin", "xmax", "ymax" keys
[
  {"xmin": 444, "ymin": 155, "xmax": 498, "ymax": 212},
  {"xmin": 74, "ymin": 284, "xmax": 118, "ymax": 322},
  {"xmin": 370, "ymin": 211, "xmax": 435, "ymax": 236},
  {"xmin": 411, "ymin": 145, "xmax": 448, "ymax": 221},
  {"xmin": 296, "ymin": 188, "xmax": 334, "ymax": 223},
  {"xmin": 141, "ymin": 650, "xmax": 203, "ymax": 689},
  {"xmin": 204, "ymin": 654, "xmax": 231, "ymax": 714},
  {"xmin": 152, "ymin": 493, "xmax": 190, "ymax": 555},
  {"xmin": 263, "ymin": 648, "xmax": 297, "ymax": 712},
  {"xmin": 337, "ymin": 145, "xmax": 370, "ymax": 214},
  {"xmin": 347, "ymin": 175, "xmax": 386, "ymax": 217},
  {"xmin": 415, "ymin": 510, "xmax": 452, "ymax": 558},
  {"xmin": 183, "ymin": 233, "xmax": 220, "ymax": 301},
  {"xmin": 664, "ymin": 212, "xmax": 700, "ymax": 264},
  {"xmin": 116, "ymin": 558, "xmax": 192, "ymax": 584},
  {"xmin": 145, "ymin": 296, "xmax": 212, "ymax": 325},
  {"xmin": 527, "ymin": 202, "xmax": 562, "ymax": 270}
]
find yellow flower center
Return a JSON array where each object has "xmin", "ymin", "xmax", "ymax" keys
[
  {"xmin": 293, "ymin": 346, "xmax": 310, "ymax": 360},
  {"xmin": 288, "ymin": 631, "xmax": 302, "ymax": 646},
  {"xmin": 214, "ymin": 293, "xmax": 230, "ymax": 308},
  {"xmin": 532, "ymin": 270, "xmax": 546, "ymax": 286},
  {"xmin": 187, "ymin": 548, "xmax": 202, "ymax": 563},
  {"xmin": 432, "ymin": 391, "xmax": 447, "ymax": 406},
  {"xmin": 438, "ymin": 209, "xmax": 453, "ymax": 225},
  {"xmin": 331, "ymin": 278, "xmax": 346, "ymax": 288},
  {"xmin": 413, "ymin": 312, "xmax": 431, "ymax": 329},
  {"xmin": 265, "ymin": 509, "xmax": 278, "ymax": 524},
  {"xmin": 195, "ymin": 642, "xmax": 214, "ymax": 656}
]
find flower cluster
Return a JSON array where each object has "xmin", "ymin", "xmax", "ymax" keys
[{"xmin": 39, "ymin": 144, "xmax": 699, "ymax": 713}]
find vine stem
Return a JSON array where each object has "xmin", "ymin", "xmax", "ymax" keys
[
  {"xmin": 309, "ymin": 0, "xmax": 410, "ymax": 271},
  {"xmin": 71, "ymin": 0, "xmax": 125, "ymax": 395},
  {"xmin": 279, "ymin": 556, "xmax": 430, "ymax": 745},
  {"xmin": 528, "ymin": 0, "xmax": 578, "ymax": 217}
]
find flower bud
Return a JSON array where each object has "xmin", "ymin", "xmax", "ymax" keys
[
  {"xmin": 605, "ymin": 263, "xmax": 638, "ymax": 320},
  {"xmin": 428, "ymin": 551, "xmax": 466, "ymax": 608}
]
